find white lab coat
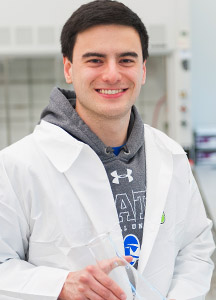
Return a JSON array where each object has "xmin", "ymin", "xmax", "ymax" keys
[{"xmin": 0, "ymin": 120, "xmax": 214, "ymax": 300}]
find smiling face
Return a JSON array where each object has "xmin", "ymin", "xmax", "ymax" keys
[{"xmin": 63, "ymin": 24, "xmax": 146, "ymax": 125}]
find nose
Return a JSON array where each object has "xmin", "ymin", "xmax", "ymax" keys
[{"xmin": 101, "ymin": 61, "xmax": 122, "ymax": 84}]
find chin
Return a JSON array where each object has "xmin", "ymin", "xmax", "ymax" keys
[{"xmin": 99, "ymin": 107, "xmax": 132, "ymax": 120}]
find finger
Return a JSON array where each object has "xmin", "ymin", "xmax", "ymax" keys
[
  {"xmin": 87, "ymin": 281, "xmax": 120, "ymax": 300},
  {"xmin": 123, "ymin": 255, "xmax": 133, "ymax": 264},
  {"xmin": 78, "ymin": 281, "xmax": 105, "ymax": 300},
  {"xmin": 83, "ymin": 265, "xmax": 126, "ymax": 300},
  {"xmin": 100, "ymin": 256, "xmax": 133, "ymax": 274},
  {"xmin": 85, "ymin": 288, "xmax": 104, "ymax": 300},
  {"xmin": 96, "ymin": 269, "xmax": 126, "ymax": 300}
]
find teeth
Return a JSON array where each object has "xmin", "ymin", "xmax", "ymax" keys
[{"xmin": 98, "ymin": 89, "xmax": 124, "ymax": 95}]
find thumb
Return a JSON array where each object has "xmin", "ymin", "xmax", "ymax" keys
[{"xmin": 100, "ymin": 255, "xmax": 133, "ymax": 274}]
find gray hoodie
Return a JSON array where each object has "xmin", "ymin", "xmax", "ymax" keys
[{"xmin": 41, "ymin": 87, "xmax": 146, "ymax": 269}]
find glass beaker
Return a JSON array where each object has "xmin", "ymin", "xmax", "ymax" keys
[{"xmin": 87, "ymin": 232, "xmax": 167, "ymax": 300}]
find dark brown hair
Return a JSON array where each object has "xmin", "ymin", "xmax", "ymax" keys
[{"xmin": 61, "ymin": 0, "xmax": 149, "ymax": 62}]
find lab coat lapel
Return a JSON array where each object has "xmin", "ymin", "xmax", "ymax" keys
[
  {"xmin": 138, "ymin": 126, "xmax": 173, "ymax": 273},
  {"xmin": 64, "ymin": 143, "xmax": 122, "ymax": 242},
  {"xmin": 34, "ymin": 121, "xmax": 123, "ymax": 251}
]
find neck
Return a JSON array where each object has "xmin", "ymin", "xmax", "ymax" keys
[
  {"xmin": 76, "ymin": 109, "xmax": 131, "ymax": 147},
  {"xmin": 93, "ymin": 117, "xmax": 130, "ymax": 147}
]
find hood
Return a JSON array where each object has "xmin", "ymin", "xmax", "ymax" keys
[{"xmin": 40, "ymin": 87, "xmax": 144, "ymax": 162}]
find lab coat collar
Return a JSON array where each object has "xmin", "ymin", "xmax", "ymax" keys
[{"xmin": 33, "ymin": 120, "xmax": 84, "ymax": 173}]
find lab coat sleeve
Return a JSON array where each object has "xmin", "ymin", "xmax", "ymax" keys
[
  {"xmin": 167, "ymin": 169, "xmax": 215, "ymax": 300},
  {"xmin": 0, "ymin": 157, "xmax": 69, "ymax": 300}
]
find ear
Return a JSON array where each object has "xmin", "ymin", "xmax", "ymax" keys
[
  {"xmin": 141, "ymin": 60, "xmax": 146, "ymax": 85},
  {"xmin": 63, "ymin": 57, "xmax": 73, "ymax": 84}
]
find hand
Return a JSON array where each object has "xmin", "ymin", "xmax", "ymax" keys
[{"xmin": 58, "ymin": 256, "xmax": 132, "ymax": 300}]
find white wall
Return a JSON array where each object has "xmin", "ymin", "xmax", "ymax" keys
[
  {"xmin": 190, "ymin": 0, "xmax": 216, "ymax": 129},
  {"xmin": 0, "ymin": 0, "xmax": 190, "ymax": 53},
  {"xmin": 0, "ymin": 0, "xmax": 185, "ymax": 27}
]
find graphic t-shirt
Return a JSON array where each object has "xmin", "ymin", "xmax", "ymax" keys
[{"xmin": 106, "ymin": 147, "xmax": 146, "ymax": 269}]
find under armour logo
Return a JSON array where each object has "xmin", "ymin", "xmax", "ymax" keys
[{"xmin": 111, "ymin": 169, "xmax": 133, "ymax": 184}]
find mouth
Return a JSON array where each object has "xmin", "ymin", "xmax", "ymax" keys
[{"xmin": 95, "ymin": 88, "xmax": 128, "ymax": 95}]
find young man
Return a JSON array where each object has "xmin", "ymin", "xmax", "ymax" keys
[{"xmin": 0, "ymin": 1, "xmax": 214, "ymax": 300}]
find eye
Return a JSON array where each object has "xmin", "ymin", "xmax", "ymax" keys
[
  {"xmin": 87, "ymin": 58, "xmax": 103, "ymax": 64},
  {"xmin": 119, "ymin": 58, "xmax": 135, "ymax": 65},
  {"xmin": 121, "ymin": 59, "xmax": 133, "ymax": 63}
]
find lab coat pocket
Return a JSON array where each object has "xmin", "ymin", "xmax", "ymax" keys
[
  {"xmin": 29, "ymin": 238, "xmax": 95, "ymax": 271},
  {"xmin": 29, "ymin": 237, "xmax": 69, "ymax": 268}
]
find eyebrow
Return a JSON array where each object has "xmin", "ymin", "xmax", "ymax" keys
[
  {"xmin": 119, "ymin": 52, "xmax": 138, "ymax": 58},
  {"xmin": 82, "ymin": 52, "xmax": 106, "ymax": 58},
  {"xmin": 82, "ymin": 51, "xmax": 138, "ymax": 59}
]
